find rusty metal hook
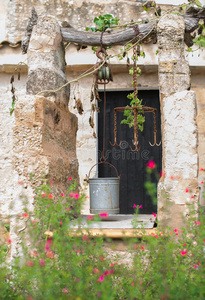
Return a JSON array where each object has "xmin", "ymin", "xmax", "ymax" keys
[
  {"xmin": 130, "ymin": 141, "xmax": 141, "ymax": 152},
  {"xmin": 96, "ymin": 47, "xmax": 108, "ymax": 62},
  {"xmin": 149, "ymin": 131, "xmax": 161, "ymax": 147},
  {"xmin": 110, "ymin": 139, "xmax": 121, "ymax": 147}
]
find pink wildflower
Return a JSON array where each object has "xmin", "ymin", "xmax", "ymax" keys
[
  {"xmin": 68, "ymin": 176, "xmax": 72, "ymax": 180},
  {"xmin": 104, "ymin": 270, "xmax": 110, "ymax": 276},
  {"xmin": 194, "ymin": 264, "xmax": 198, "ymax": 269},
  {"xmin": 42, "ymin": 191, "xmax": 46, "ymax": 198},
  {"xmin": 48, "ymin": 193, "xmax": 53, "ymax": 199},
  {"xmin": 183, "ymin": 243, "xmax": 186, "ymax": 246},
  {"xmin": 170, "ymin": 176, "xmax": 174, "ymax": 180},
  {"xmin": 174, "ymin": 229, "xmax": 178, "ymax": 232},
  {"xmin": 69, "ymin": 192, "xmax": 74, "ymax": 197},
  {"xmin": 61, "ymin": 193, "xmax": 64, "ymax": 197},
  {"xmin": 201, "ymin": 181, "xmax": 204, "ymax": 184},
  {"xmin": 39, "ymin": 259, "xmax": 45, "ymax": 266},
  {"xmin": 62, "ymin": 288, "xmax": 68, "ymax": 294},
  {"xmin": 181, "ymin": 249, "xmax": 187, "ymax": 256},
  {"xmin": 110, "ymin": 263, "xmax": 114, "ymax": 267},
  {"xmin": 50, "ymin": 180, "xmax": 53, "ymax": 184},
  {"xmin": 66, "ymin": 208, "xmax": 70, "ymax": 211},
  {"xmin": 147, "ymin": 160, "xmax": 156, "ymax": 169},
  {"xmin": 87, "ymin": 215, "xmax": 93, "ymax": 220},
  {"xmin": 152, "ymin": 212, "xmax": 157, "ymax": 218},
  {"xmin": 45, "ymin": 238, "xmax": 52, "ymax": 251},
  {"xmin": 139, "ymin": 204, "xmax": 143, "ymax": 209},
  {"xmin": 8, "ymin": 239, "xmax": 11, "ymax": 244},
  {"xmin": 197, "ymin": 221, "xmax": 200, "ymax": 226},
  {"xmin": 23, "ymin": 212, "xmax": 29, "ymax": 218},
  {"xmin": 131, "ymin": 282, "xmax": 134, "ymax": 286},
  {"xmin": 191, "ymin": 195, "xmax": 194, "ymax": 199},
  {"xmin": 141, "ymin": 246, "xmax": 145, "ymax": 250},
  {"xmin": 99, "ymin": 212, "xmax": 108, "ymax": 218},
  {"xmin": 93, "ymin": 268, "xmax": 100, "ymax": 274},
  {"xmin": 133, "ymin": 204, "xmax": 137, "ymax": 208},
  {"xmin": 60, "ymin": 221, "xmax": 62, "ymax": 227},
  {"xmin": 74, "ymin": 193, "xmax": 79, "ymax": 199},
  {"xmin": 185, "ymin": 189, "xmax": 189, "ymax": 193},
  {"xmin": 97, "ymin": 275, "xmax": 104, "ymax": 282},
  {"xmin": 82, "ymin": 235, "xmax": 88, "ymax": 241},
  {"xmin": 160, "ymin": 171, "xmax": 165, "ymax": 177},
  {"xmin": 26, "ymin": 260, "xmax": 34, "ymax": 267},
  {"xmin": 200, "ymin": 168, "xmax": 204, "ymax": 171}
]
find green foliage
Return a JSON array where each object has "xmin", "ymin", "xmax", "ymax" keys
[
  {"xmin": 86, "ymin": 14, "xmax": 119, "ymax": 32},
  {"xmin": 120, "ymin": 51, "xmax": 146, "ymax": 131},
  {"xmin": 121, "ymin": 94, "xmax": 145, "ymax": 132},
  {"xmin": 0, "ymin": 170, "xmax": 205, "ymax": 299}
]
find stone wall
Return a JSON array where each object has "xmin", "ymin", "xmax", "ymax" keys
[{"xmin": 157, "ymin": 14, "xmax": 199, "ymax": 228}]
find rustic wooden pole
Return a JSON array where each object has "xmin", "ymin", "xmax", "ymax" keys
[{"xmin": 61, "ymin": 15, "xmax": 200, "ymax": 47}]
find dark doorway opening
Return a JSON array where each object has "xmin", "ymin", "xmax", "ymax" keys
[{"xmin": 98, "ymin": 90, "xmax": 162, "ymax": 214}]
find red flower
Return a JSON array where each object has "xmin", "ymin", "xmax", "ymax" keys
[
  {"xmin": 26, "ymin": 260, "xmax": 34, "ymax": 267},
  {"xmin": 68, "ymin": 176, "xmax": 72, "ymax": 180},
  {"xmin": 69, "ymin": 192, "xmax": 74, "ymax": 197},
  {"xmin": 62, "ymin": 288, "xmax": 68, "ymax": 294},
  {"xmin": 131, "ymin": 282, "xmax": 134, "ymax": 286},
  {"xmin": 74, "ymin": 193, "xmax": 79, "ymax": 199},
  {"xmin": 61, "ymin": 193, "xmax": 64, "ymax": 197},
  {"xmin": 139, "ymin": 205, "xmax": 143, "ymax": 209},
  {"xmin": 93, "ymin": 268, "xmax": 100, "ymax": 274},
  {"xmin": 200, "ymin": 168, "xmax": 204, "ymax": 171},
  {"xmin": 82, "ymin": 235, "xmax": 88, "ymax": 241},
  {"xmin": 185, "ymin": 189, "xmax": 189, "ymax": 193},
  {"xmin": 133, "ymin": 204, "xmax": 137, "ymax": 208},
  {"xmin": 147, "ymin": 160, "xmax": 156, "ymax": 169},
  {"xmin": 45, "ymin": 238, "xmax": 52, "ymax": 251},
  {"xmin": 41, "ymin": 191, "xmax": 46, "ymax": 198},
  {"xmin": 181, "ymin": 249, "xmax": 187, "ymax": 256},
  {"xmin": 87, "ymin": 215, "xmax": 93, "ymax": 220},
  {"xmin": 46, "ymin": 250, "xmax": 55, "ymax": 259},
  {"xmin": 48, "ymin": 193, "xmax": 53, "ymax": 199},
  {"xmin": 170, "ymin": 176, "xmax": 174, "ymax": 180},
  {"xmin": 97, "ymin": 275, "xmax": 104, "ymax": 282},
  {"xmin": 201, "ymin": 181, "xmax": 204, "ymax": 184},
  {"xmin": 99, "ymin": 212, "xmax": 108, "ymax": 218},
  {"xmin": 23, "ymin": 212, "xmax": 29, "ymax": 218},
  {"xmin": 152, "ymin": 212, "xmax": 157, "ymax": 218},
  {"xmin": 39, "ymin": 259, "xmax": 45, "ymax": 266},
  {"xmin": 141, "ymin": 246, "xmax": 145, "ymax": 250},
  {"xmin": 50, "ymin": 180, "xmax": 53, "ymax": 184}
]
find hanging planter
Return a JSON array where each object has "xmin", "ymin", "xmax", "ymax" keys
[{"xmin": 85, "ymin": 162, "xmax": 120, "ymax": 215}]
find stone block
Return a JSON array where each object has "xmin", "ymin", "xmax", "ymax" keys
[
  {"xmin": 27, "ymin": 16, "xmax": 69, "ymax": 110},
  {"xmin": 158, "ymin": 90, "xmax": 199, "ymax": 228}
]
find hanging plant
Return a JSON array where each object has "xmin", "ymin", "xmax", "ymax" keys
[{"xmin": 121, "ymin": 45, "xmax": 146, "ymax": 132}]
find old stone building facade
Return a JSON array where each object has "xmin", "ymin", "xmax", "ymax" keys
[{"xmin": 0, "ymin": 0, "xmax": 205, "ymax": 247}]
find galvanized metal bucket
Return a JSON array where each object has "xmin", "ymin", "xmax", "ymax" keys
[
  {"xmin": 86, "ymin": 162, "xmax": 120, "ymax": 215},
  {"xmin": 89, "ymin": 177, "xmax": 120, "ymax": 214}
]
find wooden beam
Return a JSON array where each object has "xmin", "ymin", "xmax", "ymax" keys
[{"xmin": 61, "ymin": 15, "xmax": 200, "ymax": 47}]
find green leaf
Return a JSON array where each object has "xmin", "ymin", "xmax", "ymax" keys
[
  {"xmin": 102, "ymin": 14, "xmax": 113, "ymax": 20},
  {"xmin": 187, "ymin": 47, "xmax": 193, "ymax": 52},
  {"xmin": 142, "ymin": 5, "xmax": 151, "ymax": 12},
  {"xmin": 195, "ymin": 0, "xmax": 202, "ymax": 7}
]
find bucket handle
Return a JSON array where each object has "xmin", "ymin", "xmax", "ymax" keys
[{"xmin": 84, "ymin": 161, "xmax": 120, "ymax": 183}]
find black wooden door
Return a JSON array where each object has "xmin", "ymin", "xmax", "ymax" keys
[{"xmin": 98, "ymin": 90, "xmax": 162, "ymax": 214}]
